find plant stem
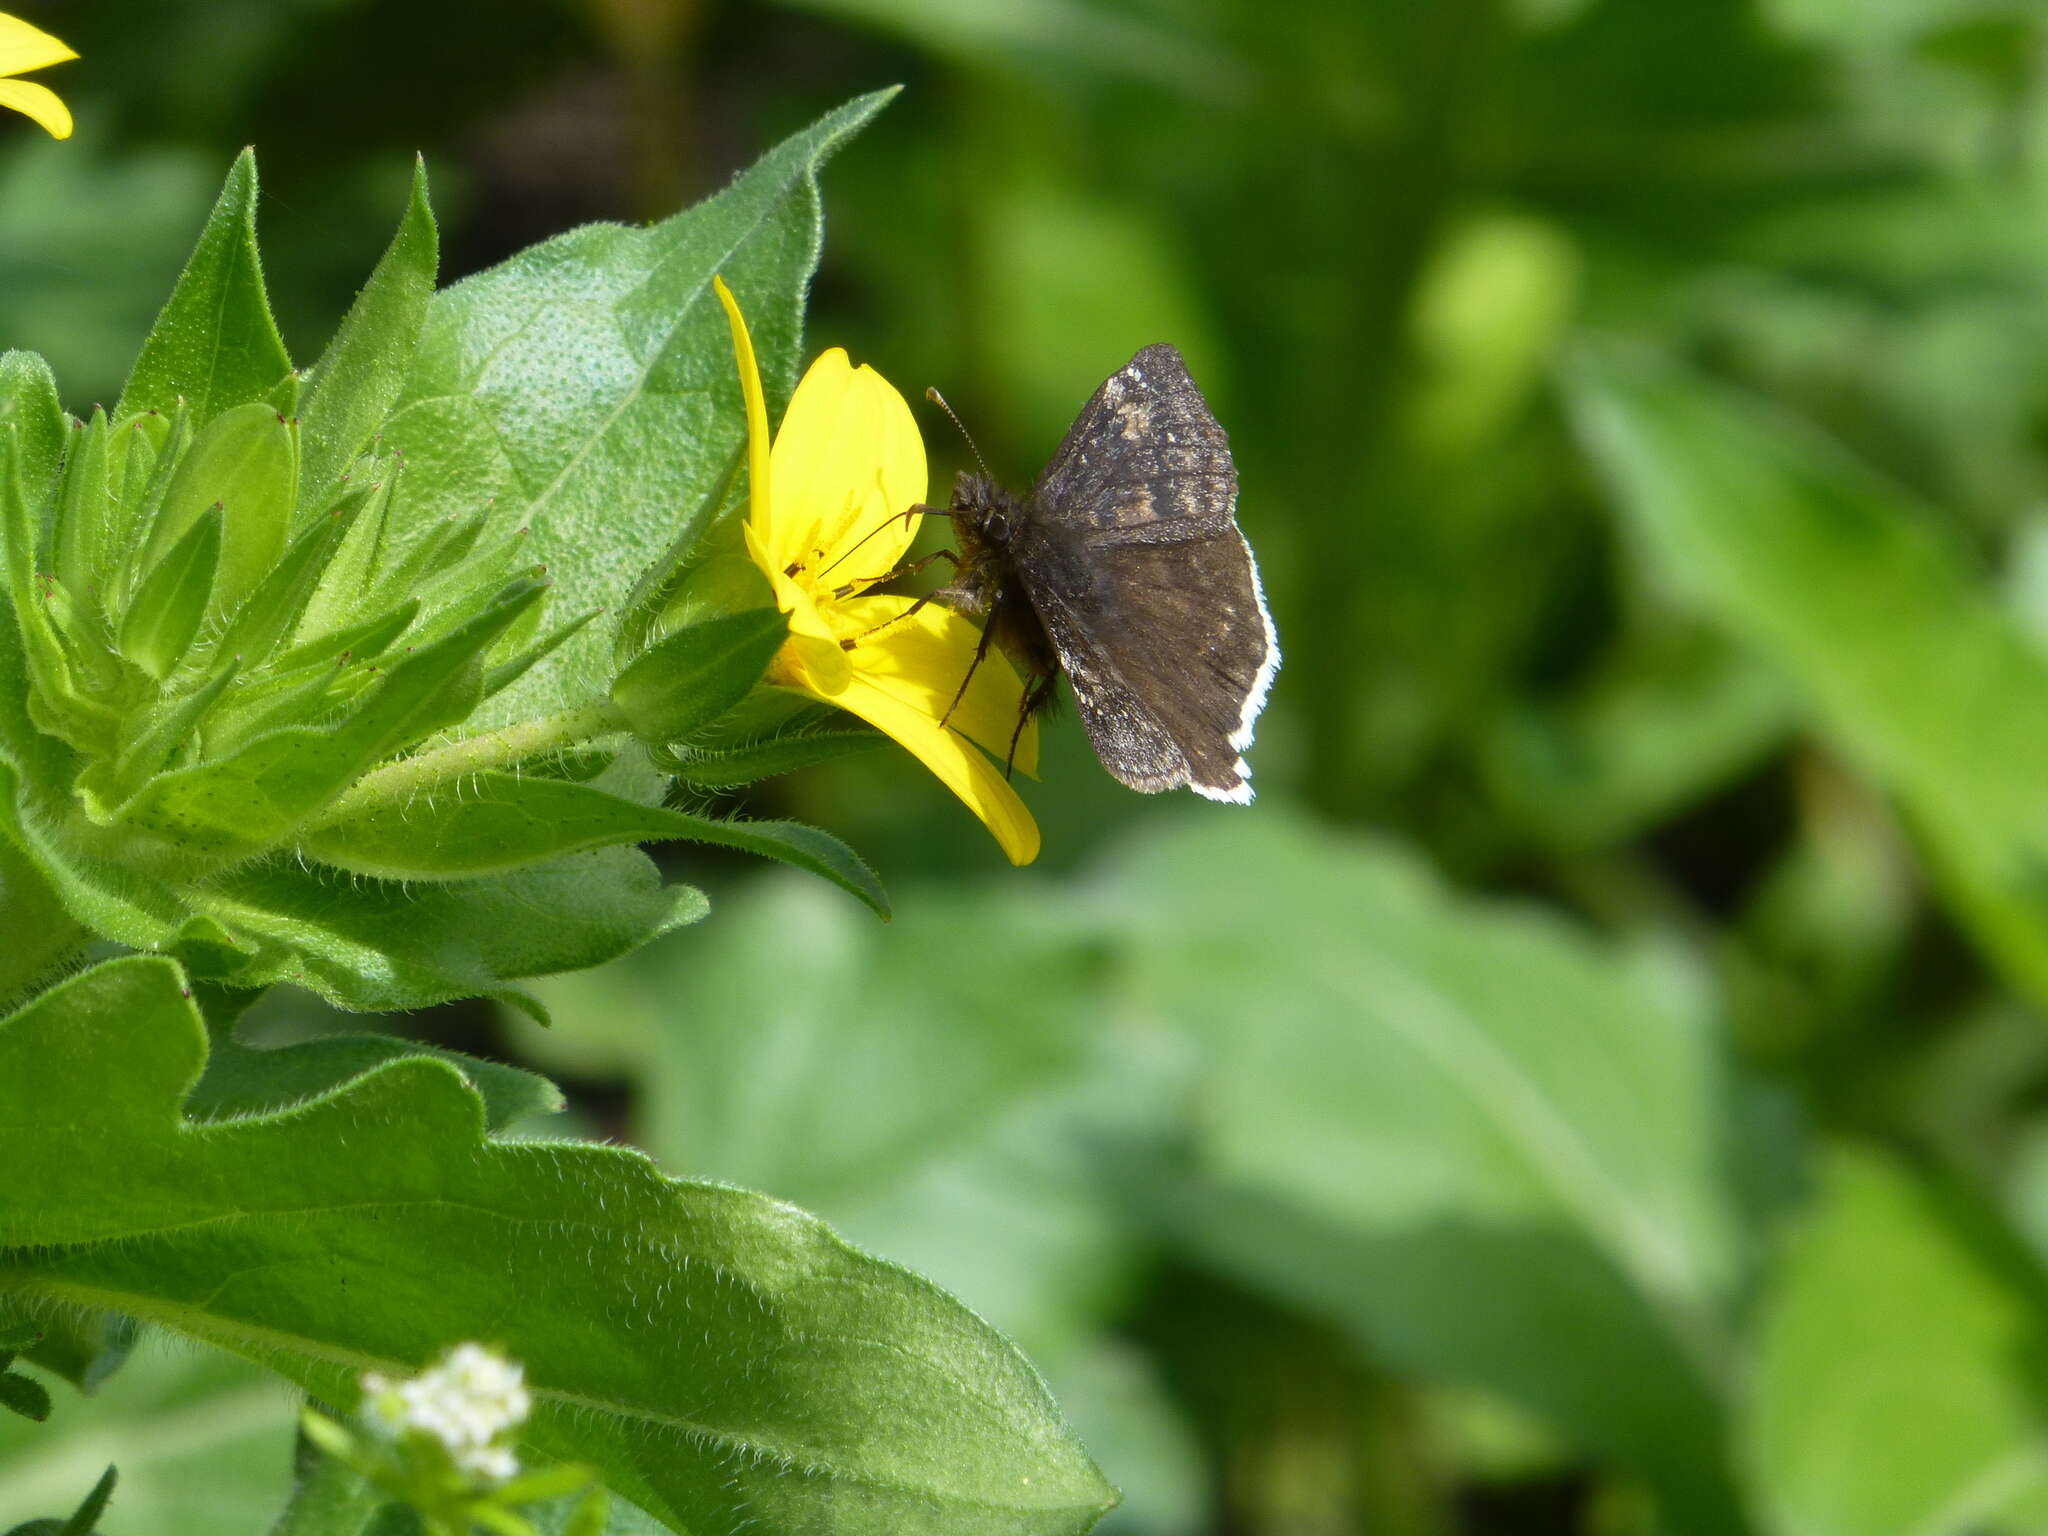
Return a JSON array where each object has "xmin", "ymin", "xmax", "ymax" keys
[{"xmin": 309, "ymin": 696, "xmax": 630, "ymax": 828}]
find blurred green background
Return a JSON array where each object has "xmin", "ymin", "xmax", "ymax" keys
[{"xmin": 19, "ymin": 0, "xmax": 2048, "ymax": 1532}]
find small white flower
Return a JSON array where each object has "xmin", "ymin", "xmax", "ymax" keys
[{"xmin": 359, "ymin": 1343, "xmax": 532, "ymax": 1486}]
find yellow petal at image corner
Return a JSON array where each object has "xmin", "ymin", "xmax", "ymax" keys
[
  {"xmin": 830, "ymin": 593, "xmax": 1040, "ymax": 778},
  {"xmin": 0, "ymin": 14, "xmax": 76, "ymax": 78},
  {"xmin": 0, "ymin": 77, "xmax": 69, "ymax": 140},
  {"xmin": 810, "ymin": 660, "xmax": 1042, "ymax": 867},
  {"xmin": 770, "ymin": 348, "xmax": 926, "ymax": 581}
]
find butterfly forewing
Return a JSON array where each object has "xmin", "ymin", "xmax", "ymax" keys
[{"xmin": 1030, "ymin": 344, "xmax": 1240, "ymax": 544}]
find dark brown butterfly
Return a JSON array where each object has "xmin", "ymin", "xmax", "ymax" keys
[{"xmin": 926, "ymin": 344, "xmax": 1277, "ymax": 803}]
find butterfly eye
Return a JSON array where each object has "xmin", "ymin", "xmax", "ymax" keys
[{"xmin": 983, "ymin": 508, "xmax": 1010, "ymax": 542}]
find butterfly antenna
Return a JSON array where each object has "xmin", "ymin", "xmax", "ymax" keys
[{"xmin": 926, "ymin": 387, "xmax": 993, "ymax": 481}]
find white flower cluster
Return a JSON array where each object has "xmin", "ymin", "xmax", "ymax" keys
[{"xmin": 362, "ymin": 1342, "xmax": 533, "ymax": 1485}]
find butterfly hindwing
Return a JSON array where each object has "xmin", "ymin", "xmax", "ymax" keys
[{"xmin": 1024, "ymin": 528, "xmax": 1269, "ymax": 800}]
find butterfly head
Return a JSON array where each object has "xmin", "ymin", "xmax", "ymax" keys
[{"xmin": 948, "ymin": 471, "xmax": 1021, "ymax": 550}]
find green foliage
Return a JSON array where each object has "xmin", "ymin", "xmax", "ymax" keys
[
  {"xmin": 0, "ymin": 958, "xmax": 1113, "ymax": 1536},
  {"xmin": 1747, "ymin": 1151, "xmax": 2048, "ymax": 1535},
  {"xmin": 0, "ymin": 1323, "xmax": 54, "ymax": 1424},
  {"xmin": 1111, "ymin": 817, "xmax": 1746, "ymax": 1526},
  {"xmin": 296, "ymin": 158, "xmax": 438, "ymax": 507},
  {"xmin": 0, "ymin": 1345, "xmax": 295, "ymax": 1529},
  {"xmin": 0, "ymin": 99, "xmax": 907, "ymax": 1016},
  {"xmin": 1, "ymin": 1466, "xmax": 116, "ymax": 1536},
  {"xmin": 610, "ymin": 608, "xmax": 790, "ymax": 745},
  {"xmin": 1570, "ymin": 351, "xmax": 2048, "ymax": 1014},
  {"xmin": 115, "ymin": 149, "xmax": 291, "ymax": 429},
  {"xmin": 379, "ymin": 91, "xmax": 894, "ymax": 724},
  {"xmin": 29, "ymin": 1, "xmax": 2048, "ymax": 1532}
]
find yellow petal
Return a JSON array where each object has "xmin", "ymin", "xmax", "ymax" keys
[
  {"xmin": 0, "ymin": 15, "xmax": 76, "ymax": 79},
  {"xmin": 770, "ymin": 347, "xmax": 925, "ymax": 583},
  {"xmin": 713, "ymin": 275, "xmax": 772, "ymax": 557},
  {"xmin": 743, "ymin": 521, "xmax": 851, "ymax": 692},
  {"xmin": 832, "ymin": 593, "xmax": 1039, "ymax": 776},
  {"xmin": 0, "ymin": 76, "xmax": 69, "ymax": 139},
  {"xmin": 820, "ymin": 666, "xmax": 1041, "ymax": 866}
]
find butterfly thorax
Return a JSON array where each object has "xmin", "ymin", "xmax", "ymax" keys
[{"xmin": 939, "ymin": 471, "xmax": 1060, "ymax": 689}]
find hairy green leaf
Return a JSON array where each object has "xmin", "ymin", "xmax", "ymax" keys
[
  {"xmin": 611, "ymin": 608, "xmax": 788, "ymax": 745},
  {"xmin": 117, "ymin": 504, "xmax": 220, "ymax": 680},
  {"xmin": 303, "ymin": 770, "xmax": 888, "ymax": 915},
  {"xmin": 50, "ymin": 410, "xmax": 114, "ymax": 612},
  {"xmin": 117, "ymin": 150, "xmax": 292, "ymax": 428},
  {"xmin": 137, "ymin": 401, "xmax": 296, "ymax": 620},
  {"xmin": 298, "ymin": 160, "xmax": 439, "ymax": 507},
  {"xmin": 0, "ymin": 958, "xmax": 1116, "ymax": 1536},
  {"xmin": 185, "ymin": 847, "xmax": 703, "ymax": 1013},
  {"xmin": 110, "ymin": 581, "xmax": 545, "ymax": 857},
  {"xmin": 384, "ymin": 90, "xmax": 895, "ymax": 724},
  {"xmin": 189, "ymin": 1031, "xmax": 562, "ymax": 1132},
  {"xmin": 666, "ymin": 725, "xmax": 885, "ymax": 787},
  {"xmin": 0, "ymin": 352, "xmax": 66, "ymax": 511}
]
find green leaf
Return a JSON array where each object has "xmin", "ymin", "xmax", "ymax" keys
[
  {"xmin": 666, "ymin": 724, "xmax": 885, "ymax": 787},
  {"xmin": 185, "ymin": 847, "xmax": 704, "ymax": 1013},
  {"xmin": 1567, "ymin": 348, "xmax": 2048, "ymax": 1015},
  {"xmin": 302, "ymin": 770, "xmax": 889, "ymax": 916},
  {"xmin": 0, "ymin": 352, "xmax": 67, "ymax": 510},
  {"xmin": 610, "ymin": 608, "xmax": 787, "ymax": 745},
  {"xmin": 293, "ymin": 473, "xmax": 396, "ymax": 643},
  {"xmin": 188, "ymin": 1033, "xmax": 562, "ymax": 1133},
  {"xmin": 117, "ymin": 150, "xmax": 292, "ymax": 428},
  {"xmin": 0, "ymin": 760, "xmax": 209, "ymax": 956},
  {"xmin": 15, "ymin": 1311, "xmax": 136, "ymax": 1395},
  {"xmin": 0, "ymin": 1345, "xmax": 294, "ymax": 1532},
  {"xmin": 383, "ymin": 90, "xmax": 895, "ymax": 724},
  {"xmin": 50, "ymin": 410, "xmax": 114, "ymax": 611},
  {"xmin": 583, "ymin": 874, "xmax": 1155, "ymax": 1356},
  {"xmin": 53, "ymin": 1466, "xmax": 114, "ymax": 1536},
  {"xmin": 0, "ymin": 1366, "xmax": 50, "ymax": 1422},
  {"xmin": 137, "ymin": 401, "xmax": 297, "ymax": 620},
  {"xmin": 209, "ymin": 492, "xmax": 355, "ymax": 667},
  {"xmin": 117, "ymin": 504, "xmax": 221, "ymax": 680},
  {"xmin": 266, "ymin": 1439, "xmax": 386, "ymax": 1536},
  {"xmin": 1, "ymin": 431, "xmax": 119, "ymax": 754},
  {"xmin": 1, "ymin": 609, "xmax": 699, "ymax": 1015},
  {"xmin": 0, "ymin": 957, "xmax": 1117, "ymax": 1536},
  {"xmin": 1746, "ymin": 1149, "xmax": 2048, "ymax": 1535},
  {"xmin": 1106, "ymin": 812, "xmax": 1748, "ymax": 1530},
  {"xmin": 100, "ymin": 663, "xmax": 235, "ymax": 799},
  {"xmin": 111, "ymin": 581, "xmax": 546, "ymax": 858},
  {"xmin": 298, "ymin": 160, "xmax": 439, "ymax": 506}
]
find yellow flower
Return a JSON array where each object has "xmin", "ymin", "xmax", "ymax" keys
[
  {"xmin": 0, "ymin": 14, "xmax": 75, "ymax": 140},
  {"xmin": 713, "ymin": 275, "xmax": 1041, "ymax": 866}
]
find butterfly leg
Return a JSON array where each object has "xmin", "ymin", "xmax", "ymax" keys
[
  {"xmin": 938, "ymin": 605, "xmax": 1003, "ymax": 726},
  {"xmin": 1003, "ymin": 669, "xmax": 1058, "ymax": 780},
  {"xmin": 838, "ymin": 575, "xmax": 962, "ymax": 650},
  {"xmin": 831, "ymin": 547, "xmax": 957, "ymax": 600}
]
